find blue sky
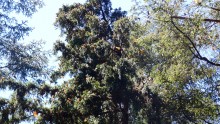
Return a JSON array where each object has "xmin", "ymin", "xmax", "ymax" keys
[{"xmin": 25, "ymin": 0, "xmax": 133, "ymax": 51}]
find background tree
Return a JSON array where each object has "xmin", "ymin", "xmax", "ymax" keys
[
  {"xmin": 131, "ymin": 0, "xmax": 220, "ymax": 123},
  {"xmin": 0, "ymin": 0, "xmax": 47, "ymax": 79},
  {"xmin": 0, "ymin": 0, "xmax": 51, "ymax": 123}
]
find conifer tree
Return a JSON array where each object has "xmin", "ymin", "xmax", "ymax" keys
[
  {"xmin": 51, "ymin": 0, "xmax": 134, "ymax": 123},
  {"xmin": 35, "ymin": 0, "xmax": 150, "ymax": 123},
  {"xmin": 0, "ymin": 0, "xmax": 47, "ymax": 79},
  {"xmin": 0, "ymin": 0, "xmax": 50, "ymax": 123}
]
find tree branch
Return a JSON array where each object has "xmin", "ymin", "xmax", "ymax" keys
[
  {"xmin": 170, "ymin": 18, "xmax": 202, "ymax": 57},
  {"xmin": 171, "ymin": 17, "xmax": 220, "ymax": 66},
  {"xmin": 99, "ymin": 0, "xmax": 113, "ymax": 36},
  {"xmin": 209, "ymin": 7, "xmax": 220, "ymax": 12},
  {"xmin": 204, "ymin": 5, "xmax": 220, "ymax": 12},
  {"xmin": 171, "ymin": 16, "xmax": 220, "ymax": 23}
]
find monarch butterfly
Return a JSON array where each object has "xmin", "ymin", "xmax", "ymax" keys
[{"xmin": 33, "ymin": 111, "xmax": 38, "ymax": 118}]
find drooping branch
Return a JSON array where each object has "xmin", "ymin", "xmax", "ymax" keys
[
  {"xmin": 171, "ymin": 16, "xmax": 220, "ymax": 23},
  {"xmin": 171, "ymin": 17, "xmax": 220, "ymax": 66}
]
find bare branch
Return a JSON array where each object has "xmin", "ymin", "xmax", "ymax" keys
[
  {"xmin": 170, "ymin": 18, "xmax": 201, "ymax": 57},
  {"xmin": 171, "ymin": 17, "xmax": 220, "ymax": 66},
  {"xmin": 171, "ymin": 16, "xmax": 220, "ymax": 23}
]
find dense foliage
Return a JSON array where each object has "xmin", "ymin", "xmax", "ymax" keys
[
  {"xmin": 1, "ymin": 0, "xmax": 220, "ymax": 123},
  {"xmin": 39, "ymin": 0, "xmax": 149, "ymax": 123}
]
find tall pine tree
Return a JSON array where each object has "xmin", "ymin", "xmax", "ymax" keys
[{"xmin": 37, "ymin": 0, "xmax": 149, "ymax": 123}]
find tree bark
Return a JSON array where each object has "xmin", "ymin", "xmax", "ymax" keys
[{"xmin": 122, "ymin": 101, "xmax": 129, "ymax": 124}]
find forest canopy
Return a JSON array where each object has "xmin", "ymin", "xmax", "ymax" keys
[{"xmin": 1, "ymin": 0, "xmax": 220, "ymax": 123}]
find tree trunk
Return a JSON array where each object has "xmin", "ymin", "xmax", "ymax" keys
[{"xmin": 121, "ymin": 99, "xmax": 129, "ymax": 124}]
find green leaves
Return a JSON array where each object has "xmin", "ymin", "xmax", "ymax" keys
[{"xmin": 132, "ymin": 0, "xmax": 220, "ymax": 123}]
